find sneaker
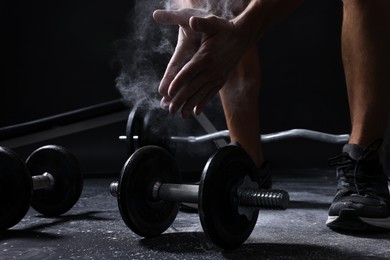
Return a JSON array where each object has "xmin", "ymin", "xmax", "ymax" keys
[{"xmin": 326, "ymin": 141, "xmax": 390, "ymax": 231}]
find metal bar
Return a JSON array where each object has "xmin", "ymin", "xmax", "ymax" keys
[
  {"xmin": 119, "ymin": 129, "xmax": 350, "ymax": 144},
  {"xmin": 170, "ymin": 130, "xmax": 230, "ymax": 143},
  {"xmin": 1, "ymin": 111, "xmax": 129, "ymax": 148},
  {"xmin": 0, "ymin": 99, "xmax": 127, "ymax": 140},
  {"xmin": 110, "ymin": 181, "xmax": 119, "ymax": 197},
  {"xmin": 260, "ymin": 129, "xmax": 350, "ymax": 144},
  {"xmin": 158, "ymin": 183, "xmax": 199, "ymax": 203},
  {"xmin": 32, "ymin": 173, "xmax": 55, "ymax": 190},
  {"xmin": 192, "ymin": 113, "xmax": 228, "ymax": 148},
  {"xmin": 171, "ymin": 129, "xmax": 350, "ymax": 144}
]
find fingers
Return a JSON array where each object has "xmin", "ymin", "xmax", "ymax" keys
[
  {"xmin": 184, "ymin": 85, "xmax": 220, "ymax": 118},
  {"xmin": 193, "ymin": 88, "xmax": 220, "ymax": 115},
  {"xmin": 172, "ymin": 80, "xmax": 221, "ymax": 119},
  {"xmin": 168, "ymin": 64, "xmax": 224, "ymax": 118},
  {"xmin": 154, "ymin": 10, "xmax": 229, "ymax": 117},
  {"xmin": 158, "ymin": 54, "xmax": 185, "ymax": 98},
  {"xmin": 166, "ymin": 52, "xmax": 205, "ymax": 98},
  {"xmin": 153, "ymin": 9, "xmax": 208, "ymax": 26},
  {"xmin": 153, "ymin": 10, "xmax": 187, "ymax": 25},
  {"xmin": 160, "ymin": 41, "xmax": 204, "ymax": 113},
  {"xmin": 158, "ymin": 40, "xmax": 197, "ymax": 97},
  {"xmin": 159, "ymin": 26, "xmax": 201, "ymax": 100},
  {"xmin": 190, "ymin": 15, "xmax": 223, "ymax": 34},
  {"xmin": 160, "ymin": 96, "xmax": 171, "ymax": 110}
]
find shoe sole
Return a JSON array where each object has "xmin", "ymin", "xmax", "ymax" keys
[{"xmin": 327, "ymin": 208, "xmax": 390, "ymax": 231}]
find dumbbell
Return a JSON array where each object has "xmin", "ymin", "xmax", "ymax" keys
[
  {"xmin": 119, "ymin": 104, "xmax": 350, "ymax": 155},
  {"xmin": 109, "ymin": 145, "xmax": 289, "ymax": 249},
  {"xmin": 0, "ymin": 145, "xmax": 83, "ymax": 230}
]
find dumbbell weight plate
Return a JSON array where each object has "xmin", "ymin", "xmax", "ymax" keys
[
  {"xmin": 199, "ymin": 145, "xmax": 259, "ymax": 249},
  {"xmin": 0, "ymin": 147, "xmax": 32, "ymax": 230},
  {"xmin": 117, "ymin": 145, "xmax": 181, "ymax": 237},
  {"xmin": 26, "ymin": 145, "xmax": 83, "ymax": 216}
]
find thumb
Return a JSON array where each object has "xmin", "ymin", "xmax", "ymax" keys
[
  {"xmin": 153, "ymin": 10, "xmax": 187, "ymax": 25},
  {"xmin": 189, "ymin": 16, "xmax": 220, "ymax": 34}
]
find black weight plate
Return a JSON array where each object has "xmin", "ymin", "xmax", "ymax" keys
[
  {"xmin": 117, "ymin": 146, "xmax": 181, "ymax": 237},
  {"xmin": 199, "ymin": 145, "xmax": 259, "ymax": 249},
  {"xmin": 142, "ymin": 108, "xmax": 177, "ymax": 154},
  {"xmin": 126, "ymin": 102, "xmax": 145, "ymax": 155},
  {"xmin": 26, "ymin": 145, "xmax": 83, "ymax": 216},
  {"xmin": 0, "ymin": 146, "xmax": 32, "ymax": 230},
  {"xmin": 126, "ymin": 102, "xmax": 177, "ymax": 156}
]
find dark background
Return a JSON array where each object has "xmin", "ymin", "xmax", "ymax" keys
[{"xmin": 2, "ymin": 0, "xmax": 384, "ymax": 177}]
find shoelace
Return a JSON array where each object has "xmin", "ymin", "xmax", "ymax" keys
[{"xmin": 328, "ymin": 139, "xmax": 390, "ymax": 195}]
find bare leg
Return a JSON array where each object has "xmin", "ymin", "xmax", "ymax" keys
[
  {"xmin": 219, "ymin": 47, "xmax": 264, "ymax": 168},
  {"xmin": 342, "ymin": 0, "xmax": 390, "ymax": 147},
  {"xmin": 326, "ymin": 0, "xmax": 390, "ymax": 231}
]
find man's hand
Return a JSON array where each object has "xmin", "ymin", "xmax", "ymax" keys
[
  {"xmin": 153, "ymin": 8, "xmax": 247, "ymax": 118},
  {"xmin": 153, "ymin": 9, "xmax": 206, "ymax": 113}
]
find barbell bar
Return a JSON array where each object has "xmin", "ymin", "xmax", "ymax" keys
[
  {"xmin": 121, "ymin": 104, "xmax": 350, "ymax": 157},
  {"xmin": 119, "ymin": 128, "xmax": 350, "ymax": 144}
]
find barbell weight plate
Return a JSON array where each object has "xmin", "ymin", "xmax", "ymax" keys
[
  {"xmin": 117, "ymin": 145, "xmax": 181, "ymax": 237},
  {"xmin": 126, "ymin": 103, "xmax": 177, "ymax": 156},
  {"xmin": 199, "ymin": 144, "xmax": 259, "ymax": 249},
  {"xmin": 26, "ymin": 145, "xmax": 83, "ymax": 216},
  {"xmin": 142, "ymin": 108, "xmax": 177, "ymax": 154},
  {"xmin": 0, "ymin": 147, "xmax": 32, "ymax": 230},
  {"xmin": 126, "ymin": 102, "xmax": 144, "ymax": 155}
]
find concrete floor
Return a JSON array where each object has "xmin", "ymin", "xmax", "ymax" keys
[{"xmin": 1, "ymin": 170, "xmax": 390, "ymax": 260}]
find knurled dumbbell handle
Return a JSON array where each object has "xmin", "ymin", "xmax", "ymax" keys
[{"xmin": 238, "ymin": 188, "xmax": 290, "ymax": 210}]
